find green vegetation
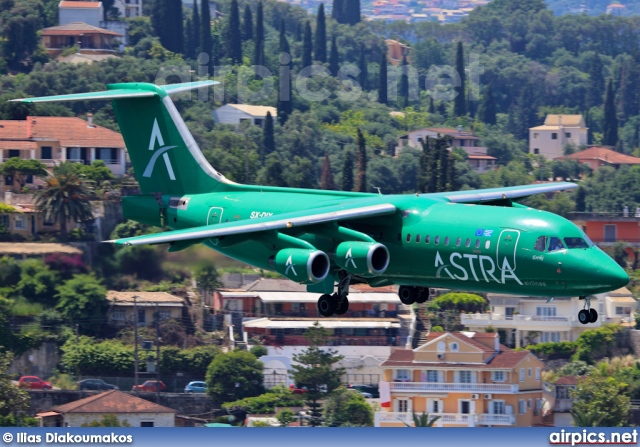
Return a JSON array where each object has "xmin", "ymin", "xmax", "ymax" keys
[
  {"xmin": 206, "ymin": 350, "xmax": 265, "ymax": 402},
  {"xmin": 570, "ymin": 375, "xmax": 630, "ymax": 427},
  {"xmin": 526, "ymin": 324, "xmax": 622, "ymax": 363},
  {"xmin": 0, "ymin": 351, "xmax": 31, "ymax": 426},
  {"xmin": 223, "ymin": 385, "xmax": 304, "ymax": 413},
  {"xmin": 323, "ymin": 386, "xmax": 374, "ymax": 426}
]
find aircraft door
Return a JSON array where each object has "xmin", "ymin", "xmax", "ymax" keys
[
  {"xmin": 496, "ymin": 229, "xmax": 520, "ymax": 272},
  {"xmin": 207, "ymin": 207, "xmax": 224, "ymax": 225}
]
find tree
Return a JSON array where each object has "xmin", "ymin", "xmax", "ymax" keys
[
  {"xmin": 262, "ymin": 111, "xmax": 275, "ymax": 160},
  {"xmin": 253, "ymin": 1, "xmax": 264, "ymax": 68},
  {"xmin": 314, "ymin": 4, "xmax": 327, "ymax": 63},
  {"xmin": 257, "ymin": 153, "xmax": 286, "ymax": 186},
  {"xmin": 0, "ymin": 351, "xmax": 30, "ymax": 423},
  {"xmin": 184, "ymin": 17, "xmax": 195, "ymax": 59},
  {"xmin": 82, "ymin": 415, "xmax": 131, "ymax": 427},
  {"xmin": 276, "ymin": 408, "xmax": 296, "ymax": 427},
  {"xmin": 242, "ymin": 4, "xmax": 253, "ymax": 41},
  {"xmin": 321, "ymin": 152, "xmax": 336, "ymax": 190},
  {"xmin": 341, "ymin": 149, "xmax": 354, "ymax": 191},
  {"xmin": 405, "ymin": 411, "xmax": 441, "ymax": 427},
  {"xmin": 55, "ymin": 274, "xmax": 108, "ymax": 335},
  {"xmin": 400, "ymin": 55, "xmax": 409, "ymax": 107},
  {"xmin": 0, "ymin": 158, "xmax": 47, "ymax": 191},
  {"xmin": 34, "ymin": 162, "xmax": 94, "ymax": 241},
  {"xmin": 151, "ymin": 0, "xmax": 183, "ymax": 54},
  {"xmin": 570, "ymin": 375, "xmax": 630, "ymax": 427},
  {"xmin": 195, "ymin": 264, "xmax": 221, "ymax": 295},
  {"xmin": 454, "ymin": 41, "xmax": 466, "ymax": 117},
  {"xmin": 279, "ymin": 19, "xmax": 290, "ymax": 55},
  {"xmin": 323, "ymin": 387, "xmax": 374, "ymax": 426},
  {"xmin": 277, "ymin": 48, "xmax": 293, "ymax": 125},
  {"xmin": 206, "ymin": 350, "xmax": 264, "ymax": 402},
  {"xmin": 355, "ymin": 128, "xmax": 367, "ymax": 192},
  {"xmin": 585, "ymin": 52, "xmax": 604, "ymax": 109},
  {"xmin": 225, "ymin": 0, "xmax": 242, "ymax": 64},
  {"xmin": 332, "ymin": 0, "xmax": 344, "ymax": 23},
  {"xmin": 603, "ymin": 79, "xmax": 618, "ymax": 148},
  {"xmin": 302, "ymin": 21, "xmax": 313, "ymax": 68},
  {"xmin": 378, "ymin": 51, "xmax": 388, "ymax": 105},
  {"xmin": 192, "ymin": 0, "xmax": 200, "ymax": 53},
  {"xmin": 342, "ymin": 0, "xmax": 361, "ymax": 25},
  {"xmin": 200, "ymin": 0, "xmax": 213, "ymax": 72},
  {"xmin": 329, "ymin": 35, "xmax": 339, "ymax": 76},
  {"xmin": 0, "ymin": 1, "xmax": 42, "ymax": 69},
  {"xmin": 16, "ymin": 259, "xmax": 59, "ymax": 307},
  {"xmin": 290, "ymin": 322, "xmax": 345, "ymax": 426},
  {"xmin": 358, "ymin": 46, "xmax": 368, "ymax": 90},
  {"xmin": 477, "ymin": 85, "xmax": 496, "ymax": 125}
]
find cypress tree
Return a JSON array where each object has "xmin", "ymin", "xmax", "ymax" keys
[
  {"xmin": 358, "ymin": 46, "xmax": 367, "ymax": 90},
  {"xmin": 586, "ymin": 53, "xmax": 604, "ymax": 109},
  {"xmin": 225, "ymin": 0, "xmax": 242, "ymax": 64},
  {"xmin": 321, "ymin": 152, "xmax": 336, "ymax": 190},
  {"xmin": 341, "ymin": 149, "xmax": 354, "ymax": 192},
  {"xmin": 355, "ymin": 128, "xmax": 367, "ymax": 193},
  {"xmin": 153, "ymin": 0, "xmax": 183, "ymax": 54},
  {"xmin": 314, "ymin": 4, "xmax": 327, "ymax": 63},
  {"xmin": 329, "ymin": 35, "xmax": 339, "ymax": 76},
  {"xmin": 342, "ymin": 0, "xmax": 361, "ymax": 25},
  {"xmin": 428, "ymin": 96, "xmax": 435, "ymax": 114},
  {"xmin": 618, "ymin": 58, "xmax": 639, "ymax": 122},
  {"xmin": 253, "ymin": 1, "xmax": 264, "ymax": 67},
  {"xmin": 242, "ymin": 4, "xmax": 253, "ymax": 41},
  {"xmin": 150, "ymin": 0, "xmax": 167, "ymax": 49},
  {"xmin": 603, "ymin": 78, "xmax": 618, "ymax": 148},
  {"xmin": 295, "ymin": 22, "xmax": 302, "ymax": 41},
  {"xmin": 185, "ymin": 17, "xmax": 194, "ymax": 59},
  {"xmin": 278, "ymin": 53, "xmax": 293, "ymax": 125},
  {"xmin": 478, "ymin": 84, "xmax": 496, "ymax": 125},
  {"xmin": 302, "ymin": 21, "xmax": 313, "ymax": 68},
  {"xmin": 332, "ymin": 0, "xmax": 344, "ymax": 23},
  {"xmin": 378, "ymin": 50, "xmax": 388, "ymax": 105},
  {"xmin": 279, "ymin": 19, "xmax": 290, "ymax": 54},
  {"xmin": 200, "ymin": 0, "xmax": 213, "ymax": 72},
  {"xmin": 454, "ymin": 41, "xmax": 466, "ymax": 117},
  {"xmin": 400, "ymin": 55, "xmax": 409, "ymax": 107},
  {"xmin": 192, "ymin": 0, "xmax": 200, "ymax": 53},
  {"xmin": 575, "ymin": 186, "xmax": 586, "ymax": 212},
  {"xmin": 262, "ymin": 111, "xmax": 275, "ymax": 160}
]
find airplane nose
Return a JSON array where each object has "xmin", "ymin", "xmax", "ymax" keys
[{"xmin": 600, "ymin": 259, "xmax": 629, "ymax": 290}]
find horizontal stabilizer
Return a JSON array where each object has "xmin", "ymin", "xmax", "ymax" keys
[{"xmin": 11, "ymin": 81, "xmax": 218, "ymax": 103}]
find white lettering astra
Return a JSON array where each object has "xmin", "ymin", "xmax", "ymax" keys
[
  {"xmin": 450, "ymin": 253, "xmax": 468, "ymax": 281},
  {"xmin": 434, "ymin": 251, "xmax": 522, "ymax": 285},
  {"xmin": 501, "ymin": 257, "xmax": 523, "ymax": 285}
]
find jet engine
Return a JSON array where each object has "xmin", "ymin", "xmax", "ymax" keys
[
  {"xmin": 271, "ymin": 249, "xmax": 330, "ymax": 284},
  {"xmin": 334, "ymin": 242, "xmax": 390, "ymax": 277}
]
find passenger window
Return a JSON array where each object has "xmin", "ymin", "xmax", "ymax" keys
[
  {"xmin": 456, "ymin": 237, "xmax": 461, "ymax": 247},
  {"xmin": 435, "ymin": 236, "xmax": 440, "ymax": 245},
  {"xmin": 475, "ymin": 239, "xmax": 480, "ymax": 249},
  {"xmin": 416, "ymin": 234, "xmax": 421, "ymax": 243},
  {"xmin": 406, "ymin": 234, "xmax": 411, "ymax": 242},
  {"xmin": 465, "ymin": 238, "xmax": 471, "ymax": 247},
  {"xmin": 485, "ymin": 241, "xmax": 490, "ymax": 249},
  {"xmin": 444, "ymin": 236, "xmax": 450, "ymax": 246},
  {"xmin": 564, "ymin": 237, "xmax": 588, "ymax": 249},
  {"xmin": 548, "ymin": 237, "xmax": 565, "ymax": 252},
  {"xmin": 425, "ymin": 235, "xmax": 430, "ymax": 244},
  {"xmin": 534, "ymin": 236, "xmax": 547, "ymax": 252}
]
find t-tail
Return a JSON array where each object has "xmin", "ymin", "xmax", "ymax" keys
[{"xmin": 12, "ymin": 81, "xmax": 236, "ymax": 196}]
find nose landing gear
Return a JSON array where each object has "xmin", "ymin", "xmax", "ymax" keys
[{"xmin": 578, "ymin": 296, "xmax": 598, "ymax": 324}]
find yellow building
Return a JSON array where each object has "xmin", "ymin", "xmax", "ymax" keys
[
  {"xmin": 106, "ymin": 291, "xmax": 186, "ymax": 328},
  {"xmin": 375, "ymin": 332, "xmax": 546, "ymax": 427}
]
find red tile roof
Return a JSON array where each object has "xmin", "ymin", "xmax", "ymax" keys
[
  {"xmin": 42, "ymin": 22, "xmax": 121, "ymax": 37},
  {"xmin": 52, "ymin": 390, "xmax": 176, "ymax": 414},
  {"xmin": 554, "ymin": 376, "xmax": 579, "ymax": 386},
  {"xmin": 423, "ymin": 332, "xmax": 494, "ymax": 352},
  {"xmin": 382, "ymin": 348, "xmax": 531, "ymax": 369},
  {"xmin": 561, "ymin": 146, "xmax": 640, "ymax": 165},
  {"xmin": 59, "ymin": 1, "xmax": 102, "ymax": 8},
  {"xmin": 0, "ymin": 116, "xmax": 124, "ymax": 148}
]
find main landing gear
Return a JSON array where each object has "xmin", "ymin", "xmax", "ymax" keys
[
  {"xmin": 578, "ymin": 296, "xmax": 598, "ymax": 324},
  {"xmin": 317, "ymin": 273, "xmax": 352, "ymax": 317},
  {"xmin": 398, "ymin": 286, "xmax": 430, "ymax": 305}
]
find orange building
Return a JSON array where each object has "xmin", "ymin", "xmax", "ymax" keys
[
  {"xmin": 375, "ymin": 332, "xmax": 546, "ymax": 427},
  {"xmin": 571, "ymin": 212, "xmax": 640, "ymax": 246},
  {"xmin": 558, "ymin": 146, "xmax": 640, "ymax": 172}
]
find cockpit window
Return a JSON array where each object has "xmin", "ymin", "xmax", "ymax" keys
[
  {"xmin": 534, "ymin": 236, "xmax": 547, "ymax": 252},
  {"xmin": 548, "ymin": 237, "xmax": 565, "ymax": 252},
  {"xmin": 564, "ymin": 237, "xmax": 589, "ymax": 249}
]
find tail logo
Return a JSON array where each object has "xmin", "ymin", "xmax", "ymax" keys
[{"xmin": 143, "ymin": 118, "xmax": 177, "ymax": 180}]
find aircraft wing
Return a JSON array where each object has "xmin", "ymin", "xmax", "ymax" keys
[
  {"xmin": 106, "ymin": 202, "xmax": 396, "ymax": 246},
  {"xmin": 431, "ymin": 182, "xmax": 577, "ymax": 204}
]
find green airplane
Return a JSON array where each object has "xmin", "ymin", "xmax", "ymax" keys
[{"xmin": 14, "ymin": 81, "xmax": 629, "ymax": 325}]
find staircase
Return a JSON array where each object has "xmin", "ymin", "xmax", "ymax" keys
[{"xmin": 412, "ymin": 303, "xmax": 431, "ymax": 348}]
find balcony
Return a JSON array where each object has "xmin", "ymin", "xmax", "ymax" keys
[
  {"xmin": 461, "ymin": 313, "xmax": 600, "ymax": 329},
  {"xmin": 390, "ymin": 382, "xmax": 519, "ymax": 393},
  {"xmin": 374, "ymin": 412, "xmax": 515, "ymax": 427}
]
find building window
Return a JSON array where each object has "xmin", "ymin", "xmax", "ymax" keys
[
  {"xmin": 426, "ymin": 370, "xmax": 439, "ymax": 382},
  {"xmin": 111, "ymin": 309, "xmax": 125, "ymax": 321},
  {"xmin": 4, "ymin": 175, "xmax": 12, "ymax": 186},
  {"xmin": 541, "ymin": 332, "xmax": 561, "ymax": 342},
  {"xmin": 41, "ymin": 146, "xmax": 52, "ymax": 159},
  {"xmin": 138, "ymin": 309, "xmax": 146, "ymax": 324},
  {"xmin": 158, "ymin": 310, "xmax": 171, "ymax": 320},
  {"xmin": 254, "ymin": 118, "xmax": 264, "ymax": 127},
  {"xmin": 140, "ymin": 422, "xmax": 154, "ymax": 427},
  {"xmin": 519, "ymin": 368, "xmax": 525, "ymax": 382},
  {"xmin": 519, "ymin": 400, "xmax": 526, "ymax": 414},
  {"xmin": 533, "ymin": 133, "xmax": 539, "ymax": 140},
  {"xmin": 395, "ymin": 369, "xmax": 411, "ymax": 381},
  {"xmin": 437, "ymin": 341, "xmax": 445, "ymax": 352},
  {"xmin": 492, "ymin": 371, "xmax": 505, "ymax": 382},
  {"xmin": 565, "ymin": 132, "xmax": 571, "ymax": 138},
  {"xmin": 492, "ymin": 401, "xmax": 505, "ymax": 414},
  {"xmin": 0, "ymin": 215, "xmax": 9, "ymax": 231},
  {"xmin": 533, "ymin": 148, "xmax": 539, "ymax": 154},
  {"xmin": 535, "ymin": 367, "xmax": 541, "ymax": 381},
  {"xmin": 450, "ymin": 342, "xmax": 459, "ymax": 352},
  {"xmin": 458, "ymin": 371, "xmax": 472, "ymax": 383},
  {"xmin": 528, "ymin": 399, "xmax": 532, "ymax": 409},
  {"xmin": 13, "ymin": 214, "xmax": 26, "ymax": 230},
  {"xmin": 604, "ymin": 224, "xmax": 616, "ymax": 243},
  {"xmin": 551, "ymin": 133, "xmax": 558, "ymax": 140},
  {"xmin": 616, "ymin": 306, "xmax": 632, "ymax": 315},
  {"xmin": 536, "ymin": 306, "xmax": 556, "ymax": 317},
  {"xmin": 528, "ymin": 368, "xmax": 532, "ymax": 377},
  {"xmin": 397, "ymin": 399, "xmax": 409, "ymax": 413}
]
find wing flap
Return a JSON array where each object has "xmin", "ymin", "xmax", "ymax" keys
[{"xmin": 106, "ymin": 203, "xmax": 396, "ymax": 247}]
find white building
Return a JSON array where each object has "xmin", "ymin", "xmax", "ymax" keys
[
  {"xmin": 59, "ymin": 1, "xmax": 103, "ymax": 28},
  {"xmin": 212, "ymin": 104, "xmax": 277, "ymax": 128},
  {"xmin": 461, "ymin": 288, "xmax": 637, "ymax": 347},
  {"xmin": 529, "ymin": 115, "xmax": 588, "ymax": 160},
  {"xmin": 114, "ymin": 0, "xmax": 142, "ymax": 18}
]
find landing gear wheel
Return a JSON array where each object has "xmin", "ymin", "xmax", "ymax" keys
[
  {"xmin": 415, "ymin": 288, "xmax": 430, "ymax": 304},
  {"xmin": 589, "ymin": 308, "xmax": 598, "ymax": 323},
  {"xmin": 318, "ymin": 294, "xmax": 336, "ymax": 317},
  {"xmin": 334, "ymin": 295, "xmax": 349, "ymax": 315},
  {"xmin": 398, "ymin": 286, "xmax": 417, "ymax": 305},
  {"xmin": 578, "ymin": 309, "xmax": 590, "ymax": 325}
]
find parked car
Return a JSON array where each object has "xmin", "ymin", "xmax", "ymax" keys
[
  {"xmin": 348, "ymin": 384, "xmax": 379, "ymax": 398},
  {"xmin": 184, "ymin": 381, "xmax": 207, "ymax": 393},
  {"xmin": 77, "ymin": 378, "xmax": 119, "ymax": 391},
  {"xmin": 132, "ymin": 380, "xmax": 166, "ymax": 392},
  {"xmin": 356, "ymin": 390, "xmax": 373, "ymax": 398},
  {"xmin": 289, "ymin": 384, "xmax": 308, "ymax": 394},
  {"xmin": 18, "ymin": 376, "xmax": 52, "ymax": 390}
]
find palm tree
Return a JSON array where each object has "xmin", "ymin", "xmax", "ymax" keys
[
  {"xmin": 402, "ymin": 411, "xmax": 441, "ymax": 427},
  {"xmin": 34, "ymin": 162, "xmax": 94, "ymax": 241}
]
